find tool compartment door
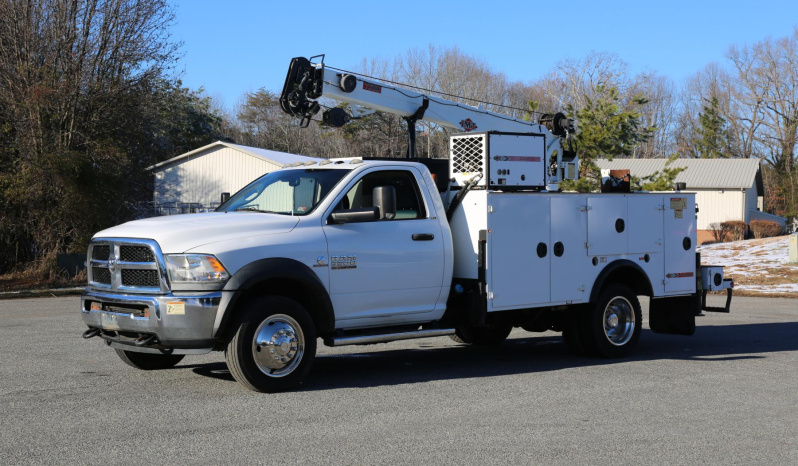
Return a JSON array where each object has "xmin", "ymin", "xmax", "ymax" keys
[
  {"xmin": 587, "ymin": 195, "xmax": 628, "ymax": 256},
  {"xmin": 663, "ymin": 194, "xmax": 697, "ymax": 293},
  {"xmin": 487, "ymin": 194, "xmax": 550, "ymax": 310},
  {"xmin": 550, "ymin": 196, "xmax": 588, "ymax": 303},
  {"xmin": 628, "ymin": 196, "xmax": 664, "ymax": 253}
]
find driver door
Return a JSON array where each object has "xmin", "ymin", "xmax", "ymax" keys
[{"xmin": 322, "ymin": 168, "xmax": 445, "ymax": 325}]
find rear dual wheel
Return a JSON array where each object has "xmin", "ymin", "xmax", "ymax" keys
[{"xmin": 563, "ymin": 283, "xmax": 642, "ymax": 358}]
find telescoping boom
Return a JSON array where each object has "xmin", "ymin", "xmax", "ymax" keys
[{"xmin": 279, "ymin": 55, "xmax": 579, "ymax": 186}]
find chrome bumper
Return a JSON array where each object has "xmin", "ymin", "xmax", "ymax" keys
[{"xmin": 81, "ymin": 289, "xmax": 228, "ymax": 352}]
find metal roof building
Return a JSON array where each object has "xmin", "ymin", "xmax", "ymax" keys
[
  {"xmin": 147, "ymin": 141, "xmax": 319, "ymax": 213},
  {"xmin": 595, "ymin": 158, "xmax": 763, "ymax": 191},
  {"xmin": 596, "ymin": 158, "xmax": 785, "ymax": 243}
]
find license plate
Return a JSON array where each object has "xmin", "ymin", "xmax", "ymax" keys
[{"xmin": 100, "ymin": 312, "xmax": 120, "ymax": 330}]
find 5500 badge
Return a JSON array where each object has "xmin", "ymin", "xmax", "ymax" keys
[{"xmin": 331, "ymin": 255, "xmax": 357, "ymax": 269}]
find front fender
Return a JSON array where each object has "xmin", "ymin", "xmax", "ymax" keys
[{"xmin": 216, "ymin": 258, "xmax": 335, "ymax": 337}]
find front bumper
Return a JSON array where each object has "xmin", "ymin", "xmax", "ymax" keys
[{"xmin": 81, "ymin": 289, "xmax": 228, "ymax": 353}]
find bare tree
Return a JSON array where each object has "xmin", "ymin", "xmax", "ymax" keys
[
  {"xmin": 727, "ymin": 28, "xmax": 798, "ymax": 218},
  {"xmin": 553, "ymin": 51, "xmax": 637, "ymax": 111},
  {"xmin": 632, "ymin": 73, "xmax": 677, "ymax": 158},
  {"xmin": 678, "ymin": 62, "xmax": 757, "ymax": 159}
]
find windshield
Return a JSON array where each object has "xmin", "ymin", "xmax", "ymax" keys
[{"xmin": 217, "ymin": 168, "xmax": 349, "ymax": 215}]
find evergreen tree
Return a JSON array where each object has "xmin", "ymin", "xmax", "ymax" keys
[
  {"xmin": 561, "ymin": 86, "xmax": 655, "ymax": 192},
  {"xmin": 694, "ymin": 95, "xmax": 731, "ymax": 158}
]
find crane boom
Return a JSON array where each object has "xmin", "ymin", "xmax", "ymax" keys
[{"xmin": 280, "ymin": 55, "xmax": 578, "ymax": 185}]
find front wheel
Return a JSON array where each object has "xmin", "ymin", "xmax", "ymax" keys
[
  {"xmin": 580, "ymin": 283, "xmax": 642, "ymax": 358},
  {"xmin": 225, "ymin": 295, "xmax": 317, "ymax": 393},
  {"xmin": 115, "ymin": 349, "xmax": 184, "ymax": 370}
]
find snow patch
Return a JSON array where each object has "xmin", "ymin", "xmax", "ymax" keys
[{"xmin": 698, "ymin": 236, "xmax": 798, "ymax": 296}]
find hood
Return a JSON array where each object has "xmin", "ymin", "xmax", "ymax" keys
[{"xmin": 94, "ymin": 212, "xmax": 300, "ymax": 253}]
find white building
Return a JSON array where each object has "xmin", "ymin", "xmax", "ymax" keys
[
  {"xmin": 596, "ymin": 158, "xmax": 786, "ymax": 243},
  {"xmin": 147, "ymin": 141, "xmax": 319, "ymax": 211}
]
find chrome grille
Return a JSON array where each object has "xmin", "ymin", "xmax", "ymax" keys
[
  {"xmin": 120, "ymin": 246, "xmax": 154, "ymax": 263},
  {"xmin": 122, "ymin": 269, "xmax": 160, "ymax": 287},
  {"xmin": 87, "ymin": 239, "xmax": 167, "ymax": 293},
  {"xmin": 92, "ymin": 267, "xmax": 111, "ymax": 284},
  {"xmin": 92, "ymin": 245, "xmax": 110, "ymax": 260}
]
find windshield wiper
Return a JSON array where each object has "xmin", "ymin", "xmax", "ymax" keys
[{"xmin": 232, "ymin": 207, "xmax": 277, "ymax": 213}]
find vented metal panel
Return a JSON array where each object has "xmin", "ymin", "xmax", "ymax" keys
[{"xmin": 451, "ymin": 135, "xmax": 485, "ymax": 174}]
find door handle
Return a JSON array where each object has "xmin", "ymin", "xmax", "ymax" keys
[{"xmin": 412, "ymin": 233, "xmax": 435, "ymax": 241}]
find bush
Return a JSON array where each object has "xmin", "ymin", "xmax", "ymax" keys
[
  {"xmin": 708, "ymin": 222, "xmax": 728, "ymax": 242},
  {"xmin": 720, "ymin": 221, "xmax": 747, "ymax": 241},
  {"xmin": 750, "ymin": 220, "xmax": 783, "ymax": 239}
]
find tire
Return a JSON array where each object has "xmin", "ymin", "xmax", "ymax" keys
[
  {"xmin": 115, "ymin": 349, "xmax": 184, "ymax": 370},
  {"xmin": 450, "ymin": 323, "xmax": 512, "ymax": 346},
  {"xmin": 580, "ymin": 283, "xmax": 642, "ymax": 358},
  {"xmin": 225, "ymin": 295, "xmax": 316, "ymax": 393}
]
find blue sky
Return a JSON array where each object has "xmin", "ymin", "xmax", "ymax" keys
[{"xmin": 171, "ymin": 0, "xmax": 798, "ymax": 110}]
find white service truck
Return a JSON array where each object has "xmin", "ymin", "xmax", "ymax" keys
[{"xmin": 80, "ymin": 56, "xmax": 732, "ymax": 392}]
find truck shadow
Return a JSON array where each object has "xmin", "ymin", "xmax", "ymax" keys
[{"xmin": 189, "ymin": 321, "xmax": 798, "ymax": 390}]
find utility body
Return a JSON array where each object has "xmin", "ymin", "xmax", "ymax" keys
[{"xmin": 80, "ymin": 56, "xmax": 732, "ymax": 392}]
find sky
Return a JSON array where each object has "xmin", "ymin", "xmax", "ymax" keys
[{"xmin": 171, "ymin": 0, "xmax": 798, "ymax": 110}]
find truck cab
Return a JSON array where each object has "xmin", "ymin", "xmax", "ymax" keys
[{"xmin": 82, "ymin": 160, "xmax": 455, "ymax": 391}]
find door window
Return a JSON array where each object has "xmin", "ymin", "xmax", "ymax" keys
[{"xmin": 337, "ymin": 170, "xmax": 426, "ymax": 220}]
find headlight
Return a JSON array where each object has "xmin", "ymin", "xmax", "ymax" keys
[{"xmin": 165, "ymin": 254, "xmax": 230, "ymax": 290}]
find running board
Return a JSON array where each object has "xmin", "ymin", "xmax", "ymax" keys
[{"xmin": 326, "ymin": 328, "xmax": 455, "ymax": 347}]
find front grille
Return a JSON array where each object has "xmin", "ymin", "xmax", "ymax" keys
[
  {"xmin": 92, "ymin": 245, "xmax": 110, "ymax": 260},
  {"xmin": 88, "ymin": 239, "xmax": 165, "ymax": 293},
  {"xmin": 92, "ymin": 267, "xmax": 111, "ymax": 284},
  {"xmin": 120, "ymin": 246, "xmax": 154, "ymax": 263},
  {"xmin": 122, "ymin": 269, "xmax": 159, "ymax": 287}
]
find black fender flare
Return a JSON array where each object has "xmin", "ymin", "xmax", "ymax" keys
[
  {"xmin": 589, "ymin": 259, "xmax": 654, "ymax": 303},
  {"xmin": 219, "ymin": 257, "xmax": 335, "ymax": 337}
]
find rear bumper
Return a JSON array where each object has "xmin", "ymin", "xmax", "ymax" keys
[{"xmin": 81, "ymin": 289, "xmax": 227, "ymax": 352}]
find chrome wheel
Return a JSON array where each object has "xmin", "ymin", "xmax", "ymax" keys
[
  {"xmin": 252, "ymin": 314, "xmax": 305, "ymax": 377},
  {"xmin": 603, "ymin": 296, "xmax": 635, "ymax": 346}
]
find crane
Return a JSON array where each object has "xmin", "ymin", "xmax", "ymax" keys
[{"xmin": 279, "ymin": 55, "xmax": 579, "ymax": 186}]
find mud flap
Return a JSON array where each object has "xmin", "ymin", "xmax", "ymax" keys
[{"xmin": 648, "ymin": 294, "xmax": 698, "ymax": 336}]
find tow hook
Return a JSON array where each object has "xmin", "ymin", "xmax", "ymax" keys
[
  {"xmin": 135, "ymin": 334, "xmax": 157, "ymax": 347},
  {"xmin": 82, "ymin": 328, "xmax": 101, "ymax": 339}
]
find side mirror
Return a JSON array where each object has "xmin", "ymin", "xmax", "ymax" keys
[
  {"xmin": 329, "ymin": 207, "xmax": 379, "ymax": 224},
  {"xmin": 373, "ymin": 186, "xmax": 396, "ymax": 220},
  {"xmin": 220, "ymin": 192, "xmax": 230, "ymax": 204}
]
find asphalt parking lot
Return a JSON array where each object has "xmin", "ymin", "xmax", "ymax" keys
[{"xmin": 0, "ymin": 294, "xmax": 796, "ymax": 465}]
